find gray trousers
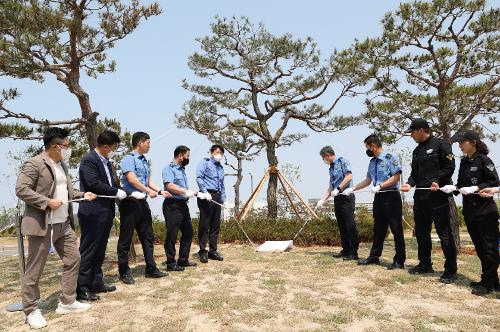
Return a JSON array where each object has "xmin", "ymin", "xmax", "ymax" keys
[{"xmin": 22, "ymin": 221, "xmax": 80, "ymax": 315}]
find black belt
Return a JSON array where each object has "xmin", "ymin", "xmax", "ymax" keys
[{"xmin": 207, "ymin": 189, "xmax": 221, "ymax": 195}]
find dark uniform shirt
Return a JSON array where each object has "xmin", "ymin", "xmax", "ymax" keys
[
  {"xmin": 456, "ymin": 152, "xmax": 499, "ymax": 220},
  {"xmin": 407, "ymin": 135, "xmax": 455, "ymax": 199}
]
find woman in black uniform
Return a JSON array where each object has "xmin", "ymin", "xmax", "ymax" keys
[{"xmin": 455, "ymin": 130, "xmax": 499, "ymax": 295}]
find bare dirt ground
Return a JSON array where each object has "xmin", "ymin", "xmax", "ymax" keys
[{"xmin": 0, "ymin": 233, "xmax": 499, "ymax": 331}]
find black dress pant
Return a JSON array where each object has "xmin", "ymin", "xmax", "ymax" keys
[
  {"xmin": 413, "ymin": 193, "xmax": 457, "ymax": 273},
  {"xmin": 117, "ymin": 198, "xmax": 157, "ymax": 275},
  {"xmin": 163, "ymin": 198, "xmax": 193, "ymax": 265},
  {"xmin": 333, "ymin": 194, "xmax": 358, "ymax": 256},
  {"xmin": 77, "ymin": 216, "xmax": 113, "ymax": 292},
  {"xmin": 197, "ymin": 191, "xmax": 222, "ymax": 254},
  {"xmin": 465, "ymin": 216, "xmax": 499, "ymax": 287},
  {"xmin": 370, "ymin": 191, "xmax": 406, "ymax": 264}
]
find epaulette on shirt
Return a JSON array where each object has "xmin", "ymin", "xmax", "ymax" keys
[{"xmin": 385, "ymin": 153, "xmax": 399, "ymax": 166}]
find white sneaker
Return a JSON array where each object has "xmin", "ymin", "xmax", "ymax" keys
[
  {"xmin": 26, "ymin": 309, "xmax": 47, "ymax": 329},
  {"xmin": 55, "ymin": 300, "xmax": 91, "ymax": 315}
]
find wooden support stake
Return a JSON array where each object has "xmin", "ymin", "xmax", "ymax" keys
[
  {"xmin": 238, "ymin": 170, "xmax": 269, "ymax": 221},
  {"xmin": 278, "ymin": 171, "xmax": 319, "ymax": 219},
  {"xmin": 277, "ymin": 171, "xmax": 302, "ymax": 220}
]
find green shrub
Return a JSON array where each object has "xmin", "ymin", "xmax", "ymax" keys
[{"xmin": 133, "ymin": 213, "xmax": 374, "ymax": 247}]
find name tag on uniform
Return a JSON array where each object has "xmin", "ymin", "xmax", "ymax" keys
[
  {"xmin": 470, "ymin": 166, "xmax": 478, "ymax": 171},
  {"xmin": 426, "ymin": 149, "xmax": 433, "ymax": 154}
]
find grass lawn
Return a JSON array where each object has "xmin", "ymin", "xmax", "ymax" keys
[{"xmin": 0, "ymin": 232, "xmax": 499, "ymax": 331}]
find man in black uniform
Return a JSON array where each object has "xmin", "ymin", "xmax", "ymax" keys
[{"xmin": 401, "ymin": 118, "xmax": 457, "ymax": 283}]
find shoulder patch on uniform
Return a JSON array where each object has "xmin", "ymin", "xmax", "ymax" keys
[
  {"xmin": 487, "ymin": 164, "xmax": 495, "ymax": 171},
  {"xmin": 446, "ymin": 153, "xmax": 454, "ymax": 161},
  {"xmin": 385, "ymin": 153, "xmax": 392, "ymax": 159}
]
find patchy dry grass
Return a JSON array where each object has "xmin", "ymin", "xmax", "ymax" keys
[{"xmin": 0, "ymin": 232, "xmax": 499, "ymax": 331}]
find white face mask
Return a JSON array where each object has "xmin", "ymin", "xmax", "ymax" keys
[
  {"xmin": 213, "ymin": 154, "xmax": 223, "ymax": 162},
  {"xmin": 60, "ymin": 147, "xmax": 72, "ymax": 162},
  {"xmin": 107, "ymin": 150, "xmax": 117, "ymax": 159}
]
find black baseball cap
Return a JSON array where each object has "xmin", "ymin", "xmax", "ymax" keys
[
  {"xmin": 453, "ymin": 129, "xmax": 481, "ymax": 143},
  {"xmin": 405, "ymin": 118, "xmax": 430, "ymax": 133}
]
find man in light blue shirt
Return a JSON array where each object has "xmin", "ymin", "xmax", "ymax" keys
[
  {"xmin": 346, "ymin": 134, "xmax": 406, "ymax": 269},
  {"xmin": 317, "ymin": 146, "xmax": 358, "ymax": 260},
  {"xmin": 162, "ymin": 145, "xmax": 201, "ymax": 272},
  {"xmin": 117, "ymin": 132, "xmax": 168, "ymax": 285},
  {"xmin": 196, "ymin": 144, "xmax": 226, "ymax": 263}
]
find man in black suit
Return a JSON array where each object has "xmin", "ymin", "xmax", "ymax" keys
[{"xmin": 77, "ymin": 131, "xmax": 129, "ymax": 301}]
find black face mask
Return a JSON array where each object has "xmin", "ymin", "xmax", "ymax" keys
[
  {"xmin": 366, "ymin": 149, "xmax": 374, "ymax": 157},
  {"xmin": 181, "ymin": 158, "xmax": 190, "ymax": 167}
]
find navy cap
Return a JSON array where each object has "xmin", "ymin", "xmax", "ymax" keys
[
  {"xmin": 452, "ymin": 130, "xmax": 481, "ymax": 143},
  {"xmin": 405, "ymin": 118, "xmax": 430, "ymax": 133}
]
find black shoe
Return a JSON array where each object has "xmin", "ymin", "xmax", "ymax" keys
[
  {"xmin": 119, "ymin": 273, "xmax": 135, "ymax": 285},
  {"xmin": 76, "ymin": 290, "xmax": 100, "ymax": 302},
  {"xmin": 387, "ymin": 262, "xmax": 405, "ymax": 270},
  {"xmin": 470, "ymin": 274, "xmax": 487, "ymax": 288},
  {"xmin": 343, "ymin": 255, "xmax": 359, "ymax": 261},
  {"xmin": 199, "ymin": 252, "xmax": 208, "ymax": 264},
  {"xmin": 470, "ymin": 279, "xmax": 485, "ymax": 288},
  {"xmin": 208, "ymin": 252, "xmax": 224, "ymax": 261},
  {"xmin": 332, "ymin": 250, "xmax": 346, "ymax": 258},
  {"xmin": 472, "ymin": 285, "xmax": 495, "ymax": 296},
  {"xmin": 408, "ymin": 264, "xmax": 434, "ymax": 275},
  {"xmin": 178, "ymin": 260, "xmax": 197, "ymax": 268},
  {"xmin": 145, "ymin": 267, "xmax": 168, "ymax": 278},
  {"xmin": 166, "ymin": 264, "xmax": 185, "ymax": 272},
  {"xmin": 357, "ymin": 256, "xmax": 380, "ymax": 265},
  {"xmin": 91, "ymin": 285, "xmax": 117, "ymax": 293},
  {"xmin": 439, "ymin": 270, "xmax": 457, "ymax": 284}
]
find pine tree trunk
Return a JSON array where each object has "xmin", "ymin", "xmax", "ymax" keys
[
  {"xmin": 233, "ymin": 158, "xmax": 243, "ymax": 215},
  {"xmin": 437, "ymin": 94, "xmax": 460, "ymax": 251},
  {"xmin": 266, "ymin": 142, "xmax": 278, "ymax": 219},
  {"xmin": 449, "ymin": 197, "xmax": 461, "ymax": 251}
]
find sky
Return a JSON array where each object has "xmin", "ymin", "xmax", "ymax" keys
[{"xmin": 1, "ymin": 0, "xmax": 499, "ymax": 217}]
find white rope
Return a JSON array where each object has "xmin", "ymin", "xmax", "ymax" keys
[
  {"xmin": 293, "ymin": 218, "xmax": 310, "ymax": 241},
  {"xmin": 344, "ymin": 187, "xmax": 489, "ymax": 196},
  {"xmin": 68, "ymin": 195, "xmax": 118, "ymax": 203},
  {"xmin": 202, "ymin": 196, "xmax": 257, "ymax": 248},
  {"xmin": 150, "ymin": 128, "xmax": 177, "ymax": 143}
]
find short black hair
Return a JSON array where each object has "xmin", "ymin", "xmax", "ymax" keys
[
  {"xmin": 97, "ymin": 130, "xmax": 121, "ymax": 147},
  {"xmin": 319, "ymin": 146, "xmax": 335, "ymax": 157},
  {"xmin": 43, "ymin": 127, "xmax": 70, "ymax": 149},
  {"xmin": 364, "ymin": 134, "xmax": 382, "ymax": 148},
  {"xmin": 210, "ymin": 144, "xmax": 224, "ymax": 154},
  {"xmin": 132, "ymin": 132, "xmax": 150, "ymax": 148},
  {"xmin": 174, "ymin": 145, "xmax": 190, "ymax": 158}
]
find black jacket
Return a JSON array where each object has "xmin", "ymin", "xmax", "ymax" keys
[
  {"xmin": 78, "ymin": 150, "xmax": 129, "ymax": 222},
  {"xmin": 456, "ymin": 152, "xmax": 499, "ymax": 221},
  {"xmin": 407, "ymin": 135, "xmax": 455, "ymax": 200}
]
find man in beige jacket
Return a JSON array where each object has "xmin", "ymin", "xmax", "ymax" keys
[{"xmin": 16, "ymin": 127, "xmax": 97, "ymax": 329}]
